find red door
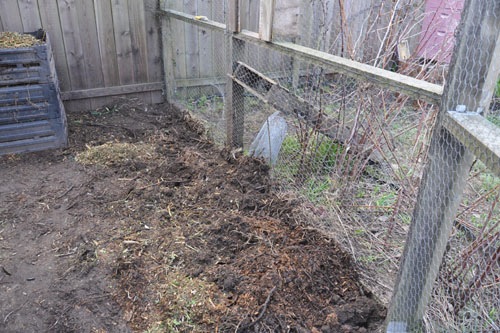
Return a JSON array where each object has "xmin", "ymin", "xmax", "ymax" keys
[{"xmin": 417, "ymin": 0, "xmax": 465, "ymax": 63}]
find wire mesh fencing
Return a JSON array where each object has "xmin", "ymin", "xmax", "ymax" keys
[
  {"xmin": 393, "ymin": 1, "xmax": 500, "ymax": 331},
  {"xmin": 161, "ymin": 0, "xmax": 500, "ymax": 331}
]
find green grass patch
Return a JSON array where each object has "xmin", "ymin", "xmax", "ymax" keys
[
  {"xmin": 398, "ymin": 213, "xmax": 412, "ymax": 225},
  {"xmin": 276, "ymin": 133, "xmax": 344, "ymax": 178},
  {"xmin": 375, "ymin": 191, "xmax": 397, "ymax": 207},
  {"xmin": 303, "ymin": 178, "xmax": 332, "ymax": 202},
  {"xmin": 479, "ymin": 172, "xmax": 500, "ymax": 197},
  {"xmin": 186, "ymin": 95, "xmax": 224, "ymax": 115}
]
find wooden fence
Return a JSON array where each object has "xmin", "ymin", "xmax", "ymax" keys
[
  {"xmin": 0, "ymin": 0, "xmax": 423, "ymax": 112},
  {"xmin": 0, "ymin": 0, "xmax": 163, "ymax": 111}
]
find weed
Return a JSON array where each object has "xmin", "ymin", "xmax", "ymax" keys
[
  {"xmin": 354, "ymin": 229, "xmax": 365, "ymax": 235},
  {"xmin": 375, "ymin": 191, "xmax": 396, "ymax": 207},
  {"xmin": 398, "ymin": 213, "xmax": 412, "ymax": 225},
  {"xmin": 303, "ymin": 178, "xmax": 332, "ymax": 202},
  {"xmin": 486, "ymin": 307, "xmax": 498, "ymax": 327},
  {"xmin": 275, "ymin": 133, "xmax": 344, "ymax": 181},
  {"xmin": 198, "ymin": 94, "xmax": 209, "ymax": 107},
  {"xmin": 186, "ymin": 95, "xmax": 224, "ymax": 117},
  {"xmin": 356, "ymin": 189, "xmax": 366, "ymax": 198},
  {"xmin": 315, "ymin": 138, "xmax": 343, "ymax": 171},
  {"xmin": 281, "ymin": 135, "xmax": 302, "ymax": 156},
  {"xmin": 479, "ymin": 173, "xmax": 500, "ymax": 197},
  {"xmin": 359, "ymin": 255, "xmax": 378, "ymax": 263},
  {"xmin": 470, "ymin": 213, "xmax": 483, "ymax": 228},
  {"xmin": 272, "ymin": 136, "xmax": 301, "ymax": 180}
]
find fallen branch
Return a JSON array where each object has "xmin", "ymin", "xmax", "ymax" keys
[{"xmin": 238, "ymin": 286, "xmax": 277, "ymax": 332}]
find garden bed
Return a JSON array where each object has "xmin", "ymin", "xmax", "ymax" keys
[{"xmin": 0, "ymin": 101, "xmax": 385, "ymax": 332}]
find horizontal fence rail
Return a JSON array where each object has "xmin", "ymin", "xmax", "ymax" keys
[
  {"xmin": 444, "ymin": 111, "xmax": 500, "ymax": 177},
  {"xmin": 161, "ymin": 8, "xmax": 443, "ymax": 103}
]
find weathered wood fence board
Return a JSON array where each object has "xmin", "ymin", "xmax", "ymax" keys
[
  {"xmin": 18, "ymin": 0, "xmax": 43, "ymax": 32},
  {"xmin": 184, "ymin": 0, "xmax": 201, "ymax": 95},
  {"xmin": 145, "ymin": 0, "xmax": 163, "ymax": 104},
  {"xmin": 0, "ymin": 0, "xmax": 164, "ymax": 111},
  {"xmin": 198, "ymin": 0, "xmax": 215, "ymax": 87},
  {"xmin": 164, "ymin": 0, "xmax": 187, "ymax": 98},
  {"xmin": 38, "ymin": 0, "xmax": 71, "ymax": 96},
  {"xmin": 0, "ymin": 2, "xmax": 23, "ymax": 33},
  {"xmin": 94, "ymin": 0, "xmax": 119, "ymax": 89}
]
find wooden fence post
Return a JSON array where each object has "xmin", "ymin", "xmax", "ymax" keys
[
  {"xmin": 225, "ymin": 0, "xmax": 245, "ymax": 148},
  {"xmin": 259, "ymin": 0, "xmax": 275, "ymax": 42},
  {"xmin": 386, "ymin": 1, "xmax": 500, "ymax": 332},
  {"xmin": 160, "ymin": 0, "xmax": 175, "ymax": 101}
]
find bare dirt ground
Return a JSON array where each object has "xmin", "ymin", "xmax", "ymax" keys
[{"xmin": 0, "ymin": 102, "xmax": 386, "ymax": 332}]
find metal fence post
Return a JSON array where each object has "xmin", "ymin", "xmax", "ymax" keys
[{"xmin": 386, "ymin": 1, "xmax": 500, "ymax": 331}]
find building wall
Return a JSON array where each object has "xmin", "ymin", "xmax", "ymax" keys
[{"xmin": 417, "ymin": 0, "xmax": 465, "ymax": 63}]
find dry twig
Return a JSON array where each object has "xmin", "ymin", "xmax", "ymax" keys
[{"xmin": 236, "ymin": 286, "xmax": 277, "ymax": 332}]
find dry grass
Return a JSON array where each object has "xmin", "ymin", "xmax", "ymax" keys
[
  {"xmin": 144, "ymin": 272, "xmax": 222, "ymax": 332},
  {"xmin": 75, "ymin": 142, "xmax": 157, "ymax": 167},
  {"xmin": 0, "ymin": 31, "xmax": 43, "ymax": 48}
]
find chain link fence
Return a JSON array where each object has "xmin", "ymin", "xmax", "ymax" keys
[{"xmin": 162, "ymin": 0, "xmax": 500, "ymax": 331}]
